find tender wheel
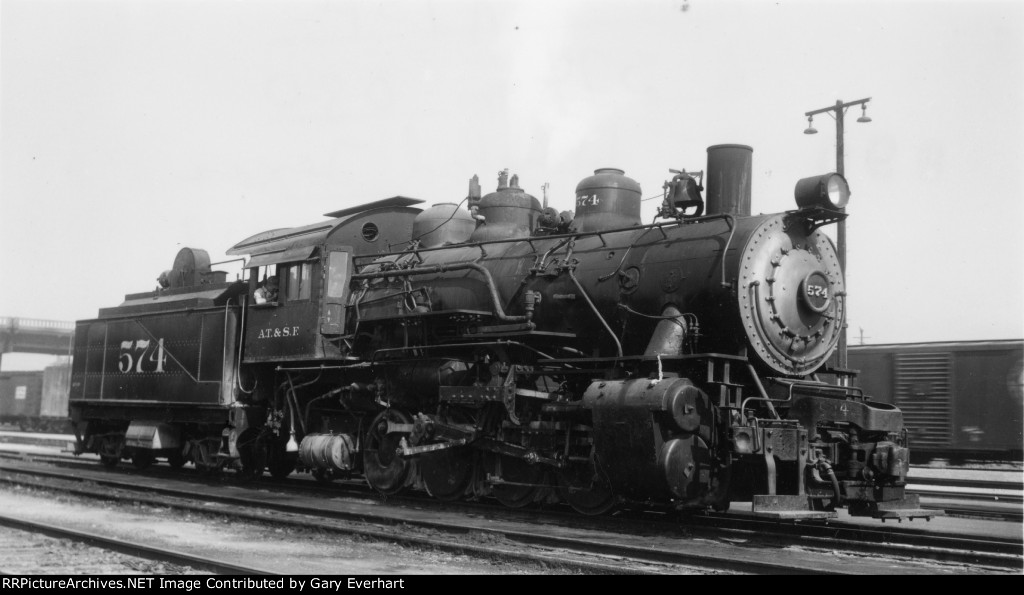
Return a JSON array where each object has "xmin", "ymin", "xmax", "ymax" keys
[
  {"xmin": 192, "ymin": 439, "xmax": 223, "ymax": 476},
  {"xmin": 98, "ymin": 435, "xmax": 124, "ymax": 469},
  {"xmin": 363, "ymin": 409, "xmax": 414, "ymax": 495},
  {"xmin": 131, "ymin": 450, "xmax": 154, "ymax": 470},
  {"xmin": 166, "ymin": 450, "xmax": 187, "ymax": 470},
  {"xmin": 557, "ymin": 463, "xmax": 617, "ymax": 516},
  {"xmin": 492, "ymin": 454, "xmax": 550, "ymax": 508}
]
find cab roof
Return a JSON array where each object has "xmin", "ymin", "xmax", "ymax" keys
[{"xmin": 228, "ymin": 197, "xmax": 424, "ymax": 264}]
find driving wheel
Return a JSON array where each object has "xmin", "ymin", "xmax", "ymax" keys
[{"xmin": 363, "ymin": 409, "xmax": 415, "ymax": 495}]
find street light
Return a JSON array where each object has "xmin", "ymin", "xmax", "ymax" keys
[
  {"xmin": 802, "ymin": 97, "xmax": 871, "ymax": 377},
  {"xmin": 856, "ymin": 104, "xmax": 872, "ymax": 123}
]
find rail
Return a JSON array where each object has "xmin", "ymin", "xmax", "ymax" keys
[
  {"xmin": 3, "ymin": 455, "xmax": 1019, "ymax": 572},
  {"xmin": 0, "ymin": 513, "xmax": 272, "ymax": 575}
]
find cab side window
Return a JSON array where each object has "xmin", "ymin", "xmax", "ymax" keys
[
  {"xmin": 283, "ymin": 262, "xmax": 313, "ymax": 301},
  {"xmin": 251, "ymin": 265, "xmax": 279, "ymax": 305},
  {"xmin": 326, "ymin": 251, "xmax": 349, "ymax": 299}
]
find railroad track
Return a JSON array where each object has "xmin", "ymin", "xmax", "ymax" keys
[
  {"xmin": 1, "ymin": 458, "xmax": 1019, "ymax": 574},
  {"xmin": 907, "ymin": 476, "xmax": 1023, "ymax": 504},
  {"xmin": 905, "ymin": 471, "xmax": 1024, "ymax": 522},
  {"xmin": 0, "ymin": 464, "xmax": 813, "ymax": 575},
  {"xmin": 3, "ymin": 447, "xmax": 1021, "ymax": 523},
  {"xmin": 0, "ymin": 514, "xmax": 271, "ymax": 575},
  {"xmin": 909, "ymin": 476, "xmax": 1023, "ymax": 492},
  {"xmin": 5, "ymin": 436, "xmax": 1020, "ymax": 503}
]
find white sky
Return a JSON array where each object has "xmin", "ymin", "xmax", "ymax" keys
[{"xmin": 2, "ymin": 0, "xmax": 1023, "ymax": 369}]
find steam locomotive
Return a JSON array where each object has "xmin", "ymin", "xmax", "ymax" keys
[{"xmin": 68, "ymin": 144, "xmax": 931, "ymax": 520}]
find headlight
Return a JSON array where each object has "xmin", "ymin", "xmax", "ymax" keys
[{"xmin": 794, "ymin": 173, "xmax": 850, "ymax": 210}]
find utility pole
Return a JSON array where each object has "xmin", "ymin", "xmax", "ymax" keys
[{"xmin": 803, "ymin": 97, "xmax": 872, "ymax": 374}]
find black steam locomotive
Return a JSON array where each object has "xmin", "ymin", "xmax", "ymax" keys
[{"xmin": 68, "ymin": 144, "xmax": 930, "ymax": 520}]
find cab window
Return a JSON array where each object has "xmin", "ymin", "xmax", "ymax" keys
[
  {"xmin": 250, "ymin": 265, "xmax": 279, "ymax": 305},
  {"xmin": 326, "ymin": 251, "xmax": 349, "ymax": 299},
  {"xmin": 282, "ymin": 262, "xmax": 312, "ymax": 301}
]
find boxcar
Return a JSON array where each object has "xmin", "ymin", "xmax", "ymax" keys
[
  {"xmin": 849, "ymin": 340, "xmax": 1024, "ymax": 462},
  {"xmin": 0, "ymin": 362, "xmax": 72, "ymax": 432}
]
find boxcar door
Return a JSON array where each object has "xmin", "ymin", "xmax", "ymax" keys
[{"xmin": 321, "ymin": 249, "xmax": 351, "ymax": 335}]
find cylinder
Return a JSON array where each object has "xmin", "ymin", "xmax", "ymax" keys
[
  {"xmin": 573, "ymin": 168, "xmax": 642, "ymax": 232},
  {"xmin": 706, "ymin": 144, "xmax": 752, "ymax": 216},
  {"xmin": 581, "ymin": 377, "xmax": 713, "ymax": 499},
  {"xmin": 298, "ymin": 433, "xmax": 356, "ymax": 472}
]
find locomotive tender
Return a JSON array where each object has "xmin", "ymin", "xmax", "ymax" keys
[{"xmin": 68, "ymin": 144, "xmax": 930, "ymax": 520}]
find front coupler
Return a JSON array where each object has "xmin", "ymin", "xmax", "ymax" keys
[{"xmin": 738, "ymin": 387, "xmax": 942, "ymax": 521}]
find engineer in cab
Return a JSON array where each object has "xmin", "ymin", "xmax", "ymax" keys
[{"xmin": 253, "ymin": 275, "xmax": 278, "ymax": 304}]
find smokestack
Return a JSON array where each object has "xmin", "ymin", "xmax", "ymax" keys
[{"xmin": 705, "ymin": 144, "xmax": 752, "ymax": 216}]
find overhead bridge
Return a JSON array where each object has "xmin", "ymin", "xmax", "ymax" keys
[{"xmin": 0, "ymin": 317, "xmax": 75, "ymax": 367}]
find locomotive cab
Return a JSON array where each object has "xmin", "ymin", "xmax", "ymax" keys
[
  {"xmin": 227, "ymin": 196, "xmax": 424, "ymax": 363},
  {"xmin": 240, "ymin": 246, "xmax": 355, "ymax": 362},
  {"xmin": 242, "ymin": 249, "xmax": 323, "ymax": 362}
]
